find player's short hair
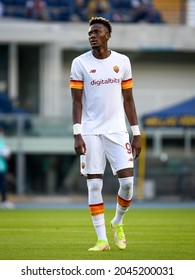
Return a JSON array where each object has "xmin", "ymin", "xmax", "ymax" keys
[{"xmin": 89, "ymin": 17, "xmax": 112, "ymax": 34}]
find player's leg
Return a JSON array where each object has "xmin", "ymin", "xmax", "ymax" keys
[
  {"xmin": 104, "ymin": 132, "xmax": 134, "ymax": 249},
  {"xmin": 114, "ymin": 169, "xmax": 134, "ymax": 225},
  {"xmin": 82, "ymin": 135, "xmax": 109, "ymax": 251},
  {"xmin": 87, "ymin": 176, "xmax": 110, "ymax": 251}
]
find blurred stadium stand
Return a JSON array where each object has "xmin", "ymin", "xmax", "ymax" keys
[
  {"xmin": 0, "ymin": 0, "xmax": 193, "ymax": 24},
  {"xmin": 0, "ymin": 0, "xmax": 195, "ymax": 200}
]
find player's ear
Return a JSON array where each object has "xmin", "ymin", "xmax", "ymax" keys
[{"xmin": 106, "ymin": 33, "xmax": 111, "ymax": 40}]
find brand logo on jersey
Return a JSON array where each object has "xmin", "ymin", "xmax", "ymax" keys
[
  {"xmin": 113, "ymin": 65, "xmax": 119, "ymax": 73},
  {"xmin": 90, "ymin": 69, "xmax": 96, "ymax": 73},
  {"xmin": 91, "ymin": 78, "xmax": 120, "ymax": 86}
]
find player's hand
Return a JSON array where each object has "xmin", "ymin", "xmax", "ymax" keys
[
  {"xmin": 131, "ymin": 135, "xmax": 142, "ymax": 160},
  {"xmin": 74, "ymin": 134, "xmax": 86, "ymax": 155}
]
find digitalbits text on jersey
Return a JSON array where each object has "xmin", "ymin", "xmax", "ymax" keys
[{"xmin": 90, "ymin": 78, "xmax": 120, "ymax": 86}]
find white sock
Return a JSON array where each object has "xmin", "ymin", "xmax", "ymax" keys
[
  {"xmin": 113, "ymin": 177, "xmax": 134, "ymax": 225},
  {"xmin": 87, "ymin": 178, "xmax": 108, "ymax": 241},
  {"xmin": 92, "ymin": 213, "xmax": 107, "ymax": 241}
]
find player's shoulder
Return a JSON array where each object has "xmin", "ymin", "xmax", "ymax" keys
[{"xmin": 111, "ymin": 50, "xmax": 129, "ymax": 62}]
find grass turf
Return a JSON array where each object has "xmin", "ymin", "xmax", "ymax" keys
[{"xmin": 0, "ymin": 208, "xmax": 194, "ymax": 260}]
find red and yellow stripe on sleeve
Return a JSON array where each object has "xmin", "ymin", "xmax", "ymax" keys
[
  {"xmin": 117, "ymin": 195, "xmax": 132, "ymax": 208},
  {"xmin": 89, "ymin": 203, "xmax": 104, "ymax": 216},
  {"xmin": 70, "ymin": 80, "xmax": 84, "ymax": 89},
  {"xmin": 122, "ymin": 78, "xmax": 133, "ymax": 89}
]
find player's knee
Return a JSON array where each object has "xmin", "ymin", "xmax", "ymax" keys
[
  {"xmin": 118, "ymin": 177, "xmax": 134, "ymax": 200},
  {"xmin": 87, "ymin": 178, "xmax": 103, "ymax": 205},
  {"xmin": 87, "ymin": 178, "xmax": 103, "ymax": 193}
]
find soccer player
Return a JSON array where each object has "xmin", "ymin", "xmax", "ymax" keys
[{"xmin": 70, "ymin": 17, "xmax": 141, "ymax": 251}]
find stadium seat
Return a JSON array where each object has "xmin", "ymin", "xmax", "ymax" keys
[
  {"xmin": 46, "ymin": 0, "xmax": 60, "ymax": 7},
  {"xmin": 16, "ymin": 0, "xmax": 26, "ymax": 6},
  {"xmin": 1, "ymin": 0, "xmax": 16, "ymax": 5}
]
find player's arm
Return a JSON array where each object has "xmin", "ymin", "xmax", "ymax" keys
[
  {"xmin": 122, "ymin": 88, "xmax": 142, "ymax": 159},
  {"xmin": 71, "ymin": 88, "xmax": 86, "ymax": 155}
]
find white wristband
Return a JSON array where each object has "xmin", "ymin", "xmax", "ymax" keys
[
  {"xmin": 73, "ymin": 123, "xmax": 82, "ymax": 135},
  {"xmin": 131, "ymin": 125, "xmax": 141, "ymax": 136}
]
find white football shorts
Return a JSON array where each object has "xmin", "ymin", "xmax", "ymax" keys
[{"xmin": 80, "ymin": 132, "xmax": 134, "ymax": 176}]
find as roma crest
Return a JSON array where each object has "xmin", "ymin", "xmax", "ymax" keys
[{"xmin": 113, "ymin": 65, "xmax": 119, "ymax": 73}]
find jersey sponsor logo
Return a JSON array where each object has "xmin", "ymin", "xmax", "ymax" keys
[
  {"xmin": 90, "ymin": 69, "xmax": 96, "ymax": 73},
  {"xmin": 90, "ymin": 78, "xmax": 120, "ymax": 86},
  {"xmin": 113, "ymin": 65, "xmax": 119, "ymax": 73}
]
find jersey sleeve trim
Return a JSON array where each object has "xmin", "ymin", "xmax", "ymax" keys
[
  {"xmin": 70, "ymin": 80, "xmax": 84, "ymax": 89},
  {"xmin": 122, "ymin": 78, "xmax": 133, "ymax": 89}
]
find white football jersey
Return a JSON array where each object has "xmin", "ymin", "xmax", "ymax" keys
[{"xmin": 70, "ymin": 50, "xmax": 133, "ymax": 135}]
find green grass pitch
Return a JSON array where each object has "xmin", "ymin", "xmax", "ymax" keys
[{"xmin": 0, "ymin": 208, "xmax": 194, "ymax": 260}]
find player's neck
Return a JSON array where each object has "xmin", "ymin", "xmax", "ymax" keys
[{"xmin": 92, "ymin": 48, "xmax": 111, "ymax": 59}]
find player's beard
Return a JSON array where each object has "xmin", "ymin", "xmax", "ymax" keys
[
  {"xmin": 91, "ymin": 44, "xmax": 102, "ymax": 50},
  {"xmin": 90, "ymin": 40, "xmax": 102, "ymax": 50}
]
